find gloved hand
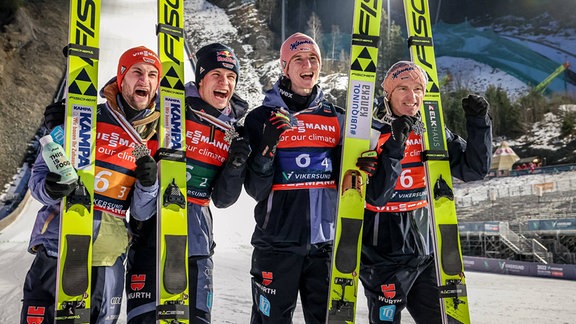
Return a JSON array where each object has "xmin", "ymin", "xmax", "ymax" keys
[
  {"xmin": 227, "ymin": 127, "xmax": 251, "ymax": 168},
  {"xmin": 373, "ymin": 96, "xmax": 387, "ymax": 120},
  {"xmin": 259, "ymin": 110, "xmax": 292, "ymax": 157},
  {"xmin": 462, "ymin": 94, "xmax": 489, "ymax": 117},
  {"xmin": 44, "ymin": 172, "xmax": 78, "ymax": 200},
  {"xmin": 391, "ymin": 115, "xmax": 415, "ymax": 144},
  {"xmin": 356, "ymin": 150, "xmax": 378, "ymax": 177},
  {"xmin": 44, "ymin": 99, "xmax": 66, "ymax": 131},
  {"xmin": 134, "ymin": 155, "xmax": 157, "ymax": 187}
]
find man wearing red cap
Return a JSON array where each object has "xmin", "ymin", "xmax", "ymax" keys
[
  {"xmin": 125, "ymin": 42, "xmax": 250, "ymax": 324},
  {"xmin": 243, "ymin": 32, "xmax": 376, "ymax": 324},
  {"xmin": 359, "ymin": 61, "xmax": 492, "ymax": 323},
  {"xmin": 21, "ymin": 46, "xmax": 162, "ymax": 324}
]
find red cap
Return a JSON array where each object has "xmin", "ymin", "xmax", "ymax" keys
[
  {"xmin": 116, "ymin": 46, "xmax": 162, "ymax": 92},
  {"xmin": 279, "ymin": 32, "xmax": 321, "ymax": 75}
]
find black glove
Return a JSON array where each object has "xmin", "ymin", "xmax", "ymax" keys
[
  {"xmin": 462, "ymin": 94, "xmax": 489, "ymax": 117},
  {"xmin": 373, "ymin": 96, "xmax": 387, "ymax": 120},
  {"xmin": 356, "ymin": 150, "xmax": 378, "ymax": 177},
  {"xmin": 227, "ymin": 128, "xmax": 251, "ymax": 168},
  {"xmin": 44, "ymin": 99, "xmax": 66, "ymax": 131},
  {"xmin": 259, "ymin": 110, "xmax": 292, "ymax": 157},
  {"xmin": 44, "ymin": 172, "xmax": 78, "ymax": 200},
  {"xmin": 391, "ymin": 115, "xmax": 415, "ymax": 144},
  {"xmin": 134, "ymin": 155, "xmax": 157, "ymax": 187}
]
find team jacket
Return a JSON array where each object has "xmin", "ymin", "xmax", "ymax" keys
[
  {"xmin": 28, "ymin": 80, "xmax": 159, "ymax": 258},
  {"xmin": 362, "ymin": 104, "xmax": 492, "ymax": 260},
  {"xmin": 128, "ymin": 83, "xmax": 248, "ymax": 257},
  {"xmin": 244, "ymin": 81, "xmax": 345, "ymax": 255},
  {"xmin": 366, "ymin": 130, "xmax": 427, "ymax": 213},
  {"xmin": 183, "ymin": 82, "xmax": 248, "ymax": 256}
]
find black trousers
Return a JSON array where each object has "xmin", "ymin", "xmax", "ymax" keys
[
  {"xmin": 360, "ymin": 256, "xmax": 442, "ymax": 324},
  {"xmin": 250, "ymin": 243, "xmax": 332, "ymax": 324},
  {"xmin": 20, "ymin": 246, "xmax": 125, "ymax": 324},
  {"xmin": 125, "ymin": 243, "xmax": 212, "ymax": 324}
]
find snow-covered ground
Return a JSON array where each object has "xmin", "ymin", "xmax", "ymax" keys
[
  {"xmin": 3, "ymin": 1, "xmax": 576, "ymax": 323},
  {"xmin": 3, "ymin": 187, "xmax": 576, "ymax": 323},
  {"xmin": 453, "ymin": 16, "xmax": 576, "ymax": 99},
  {"xmin": 490, "ymin": 14, "xmax": 576, "ymax": 68},
  {"xmin": 437, "ymin": 56, "xmax": 531, "ymax": 102}
]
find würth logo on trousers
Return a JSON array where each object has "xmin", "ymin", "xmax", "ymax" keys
[
  {"xmin": 262, "ymin": 271, "xmax": 273, "ymax": 286},
  {"xmin": 130, "ymin": 274, "xmax": 146, "ymax": 291},
  {"xmin": 381, "ymin": 283, "xmax": 396, "ymax": 299},
  {"xmin": 25, "ymin": 306, "xmax": 45, "ymax": 324}
]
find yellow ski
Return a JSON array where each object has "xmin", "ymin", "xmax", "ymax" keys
[
  {"xmin": 403, "ymin": 0, "xmax": 471, "ymax": 322},
  {"xmin": 156, "ymin": 0, "xmax": 189, "ymax": 322},
  {"xmin": 327, "ymin": 1, "xmax": 382, "ymax": 323},
  {"xmin": 55, "ymin": 0, "xmax": 100, "ymax": 322}
]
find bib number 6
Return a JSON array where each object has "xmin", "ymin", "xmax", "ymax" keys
[
  {"xmin": 399, "ymin": 169, "xmax": 414, "ymax": 188},
  {"xmin": 94, "ymin": 170, "xmax": 128, "ymax": 198}
]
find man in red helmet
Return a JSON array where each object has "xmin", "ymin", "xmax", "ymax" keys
[{"xmin": 125, "ymin": 42, "xmax": 250, "ymax": 324}]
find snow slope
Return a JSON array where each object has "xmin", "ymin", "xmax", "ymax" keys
[
  {"xmin": 3, "ymin": 179, "xmax": 576, "ymax": 323},
  {"xmin": 3, "ymin": 1, "xmax": 576, "ymax": 323}
]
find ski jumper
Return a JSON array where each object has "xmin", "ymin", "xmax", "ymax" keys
[
  {"xmin": 360, "ymin": 108, "xmax": 492, "ymax": 324},
  {"xmin": 21, "ymin": 80, "xmax": 159, "ymax": 324},
  {"xmin": 244, "ymin": 80, "xmax": 345, "ymax": 324},
  {"xmin": 125, "ymin": 81, "xmax": 248, "ymax": 324}
]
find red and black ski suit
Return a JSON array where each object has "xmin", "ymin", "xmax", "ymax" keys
[
  {"xmin": 21, "ymin": 80, "xmax": 159, "ymax": 324},
  {"xmin": 244, "ymin": 81, "xmax": 344, "ymax": 324},
  {"xmin": 360, "ymin": 109, "xmax": 492, "ymax": 324},
  {"xmin": 125, "ymin": 81, "xmax": 249, "ymax": 324}
]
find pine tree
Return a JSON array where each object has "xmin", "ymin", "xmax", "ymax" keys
[
  {"xmin": 441, "ymin": 88, "xmax": 469, "ymax": 136},
  {"xmin": 486, "ymin": 85, "xmax": 523, "ymax": 138}
]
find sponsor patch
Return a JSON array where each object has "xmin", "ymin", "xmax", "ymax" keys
[
  {"xmin": 259, "ymin": 295, "xmax": 271, "ymax": 317},
  {"xmin": 379, "ymin": 305, "xmax": 396, "ymax": 322}
]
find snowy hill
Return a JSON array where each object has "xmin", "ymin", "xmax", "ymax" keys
[{"xmin": 434, "ymin": 21, "xmax": 575, "ymax": 96}]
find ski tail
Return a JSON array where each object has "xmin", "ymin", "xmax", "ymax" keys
[
  {"xmin": 55, "ymin": 0, "xmax": 101, "ymax": 322},
  {"xmin": 326, "ymin": 1, "xmax": 382, "ymax": 323},
  {"xmin": 156, "ymin": 0, "xmax": 190, "ymax": 322},
  {"xmin": 403, "ymin": 0, "xmax": 471, "ymax": 323}
]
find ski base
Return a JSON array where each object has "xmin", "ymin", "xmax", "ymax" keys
[
  {"xmin": 55, "ymin": 306, "xmax": 90, "ymax": 324},
  {"xmin": 157, "ymin": 303, "xmax": 190, "ymax": 322},
  {"xmin": 56, "ymin": 0, "xmax": 100, "ymax": 322},
  {"xmin": 403, "ymin": 0, "xmax": 471, "ymax": 322},
  {"xmin": 156, "ymin": 0, "xmax": 189, "ymax": 322},
  {"xmin": 327, "ymin": 1, "xmax": 382, "ymax": 323}
]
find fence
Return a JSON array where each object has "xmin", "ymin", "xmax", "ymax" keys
[
  {"xmin": 464, "ymin": 256, "xmax": 576, "ymax": 280},
  {"xmin": 460, "ymin": 221, "xmax": 554, "ymax": 263},
  {"xmin": 455, "ymin": 168, "xmax": 576, "ymax": 208}
]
